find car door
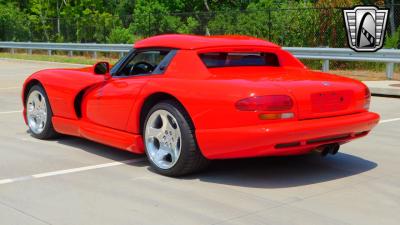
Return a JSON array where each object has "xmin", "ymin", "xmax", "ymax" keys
[{"xmin": 83, "ymin": 49, "xmax": 174, "ymax": 131}]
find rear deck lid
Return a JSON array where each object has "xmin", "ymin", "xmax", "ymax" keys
[{"xmin": 208, "ymin": 67, "xmax": 367, "ymax": 119}]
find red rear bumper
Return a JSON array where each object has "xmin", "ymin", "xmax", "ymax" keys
[{"xmin": 196, "ymin": 112, "xmax": 380, "ymax": 159}]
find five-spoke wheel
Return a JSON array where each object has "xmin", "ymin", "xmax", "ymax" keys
[
  {"xmin": 145, "ymin": 110, "xmax": 182, "ymax": 169},
  {"xmin": 26, "ymin": 85, "xmax": 58, "ymax": 139},
  {"xmin": 27, "ymin": 90, "xmax": 47, "ymax": 134},
  {"xmin": 143, "ymin": 100, "xmax": 209, "ymax": 176}
]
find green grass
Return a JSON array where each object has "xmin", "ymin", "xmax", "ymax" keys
[{"xmin": 0, "ymin": 53, "xmax": 118, "ymax": 65}]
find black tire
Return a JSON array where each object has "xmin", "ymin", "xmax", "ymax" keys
[
  {"xmin": 143, "ymin": 100, "xmax": 210, "ymax": 176},
  {"xmin": 26, "ymin": 85, "xmax": 59, "ymax": 139}
]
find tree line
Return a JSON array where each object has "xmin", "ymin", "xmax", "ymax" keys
[{"xmin": 0, "ymin": 0, "xmax": 399, "ymax": 48}]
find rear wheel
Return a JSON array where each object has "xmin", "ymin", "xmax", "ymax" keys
[
  {"xmin": 26, "ymin": 85, "xmax": 58, "ymax": 139},
  {"xmin": 143, "ymin": 100, "xmax": 209, "ymax": 176}
]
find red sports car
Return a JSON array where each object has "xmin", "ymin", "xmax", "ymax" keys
[{"xmin": 22, "ymin": 34, "xmax": 380, "ymax": 176}]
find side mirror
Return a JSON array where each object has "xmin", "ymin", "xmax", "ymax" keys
[{"xmin": 94, "ymin": 62, "xmax": 110, "ymax": 75}]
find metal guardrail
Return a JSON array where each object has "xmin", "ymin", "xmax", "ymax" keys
[
  {"xmin": 0, "ymin": 42, "xmax": 399, "ymax": 79},
  {"xmin": 0, "ymin": 42, "xmax": 132, "ymax": 58},
  {"xmin": 285, "ymin": 47, "xmax": 400, "ymax": 79}
]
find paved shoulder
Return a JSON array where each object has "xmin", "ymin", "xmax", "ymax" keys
[{"xmin": 364, "ymin": 81, "xmax": 400, "ymax": 97}]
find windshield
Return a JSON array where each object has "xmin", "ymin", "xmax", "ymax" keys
[{"xmin": 110, "ymin": 49, "xmax": 135, "ymax": 75}]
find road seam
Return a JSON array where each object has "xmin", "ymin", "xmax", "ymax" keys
[
  {"xmin": 211, "ymin": 175, "xmax": 383, "ymax": 225},
  {"xmin": 0, "ymin": 199, "xmax": 52, "ymax": 225}
]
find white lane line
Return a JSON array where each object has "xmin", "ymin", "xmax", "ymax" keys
[
  {"xmin": 0, "ymin": 158, "xmax": 146, "ymax": 185},
  {"xmin": 0, "ymin": 110, "xmax": 22, "ymax": 114},
  {"xmin": 379, "ymin": 118, "xmax": 400, "ymax": 124},
  {"xmin": 0, "ymin": 179, "xmax": 14, "ymax": 184},
  {"xmin": 0, "ymin": 87, "xmax": 19, "ymax": 90}
]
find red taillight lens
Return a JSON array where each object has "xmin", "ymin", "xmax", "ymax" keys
[{"xmin": 235, "ymin": 95, "xmax": 293, "ymax": 111}]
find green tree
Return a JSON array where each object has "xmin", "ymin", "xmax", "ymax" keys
[
  {"xmin": 129, "ymin": 0, "xmax": 203, "ymax": 36},
  {"xmin": 0, "ymin": 3, "xmax": 30, "ymax": 41}
]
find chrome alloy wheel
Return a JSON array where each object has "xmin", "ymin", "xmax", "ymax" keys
[
  {"xmin": 145, "ymin": 110, "xmax": 182, "ymax": 169},
  {"xmin": 27, "ymin": 90, "xmax": 47, "ymax": 134}
]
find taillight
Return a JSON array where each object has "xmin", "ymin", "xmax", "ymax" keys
[
  {"xmin": 235, "ymin": 95, "xmax": 293, "ymax": 111},
  {"xmin": 364, "ymin": 87, "xmax": 371, "ymax": 110}
]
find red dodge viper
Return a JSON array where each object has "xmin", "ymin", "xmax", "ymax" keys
[{"xmin": 22, "ymin": 34, "xmax": 380, "ymax": 176}]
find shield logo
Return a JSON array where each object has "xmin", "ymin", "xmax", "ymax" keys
[{"xmin": 343, "ymin": 6, "xmax": 389, "ymax": 52}]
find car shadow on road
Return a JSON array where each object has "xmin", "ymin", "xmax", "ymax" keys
[
  {"xmin": 184, "ymin": 152, "xmax": 377, "ymax": 188},
  {"xmin": 51, "ymin": 135, "xmax": 147, "ymax": 167},
  {"xmin": 41, "ymin": 133, "xmax": 377, "ymax": 188}
]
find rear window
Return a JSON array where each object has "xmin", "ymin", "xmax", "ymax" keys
[{"xmin": 199, "ymin": 52, "xmax": 280, "ymax": 68}]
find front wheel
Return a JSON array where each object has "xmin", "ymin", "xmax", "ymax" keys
[
  {"xmin": 143, "ymin": 100, "xmax": 209, "ymax": 176},
  {"xmin": 26, "ymin": 85, "xmax": 58, "ymax": 139}
]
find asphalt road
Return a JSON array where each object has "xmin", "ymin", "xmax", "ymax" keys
[{"xmin": 0, "ymin": 58, "xmax": 399, "ymax": 225}]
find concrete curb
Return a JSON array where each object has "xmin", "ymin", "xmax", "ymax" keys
[{"xmin": 363, "ymin": 81, "xmax": 400, "ymax": 97}]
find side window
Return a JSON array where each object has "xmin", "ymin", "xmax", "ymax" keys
[{"xmin": 119, "ymin": 50, "xmax": 170, "ymax": 76}]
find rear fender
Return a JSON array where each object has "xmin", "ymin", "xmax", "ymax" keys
[{"xmin": 125, "ymin": 77, "xmax": 290, "ymax": 134}]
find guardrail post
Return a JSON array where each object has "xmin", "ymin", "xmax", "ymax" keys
[
  {"xmin": 27, "ymin": 49, "xmax": 32, "ymax": 55},
  {"xmin": 68, "ymin": 51, "xmax": 73, "ymax": 57},
  {"xmin": 119, "ymin": 52, "xmax": 124, "ymax": 58},
  {"xmin": 93, "ymin": 51, "xmax": 97, "ymax": 59},
  {"xmin": 322, "ymin": 59, "xmax": 329, "ymax": 72},
  {"xmin": 10, "ymin": 48, "xmax": 15, "ymax": 54},
  {"xmin": 386, "ymin": 62, "xmax": 394, "ymax": 80},
  {"xmin": 47, "ymin": 50, "xmax": 52, "ymax": 56}
]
